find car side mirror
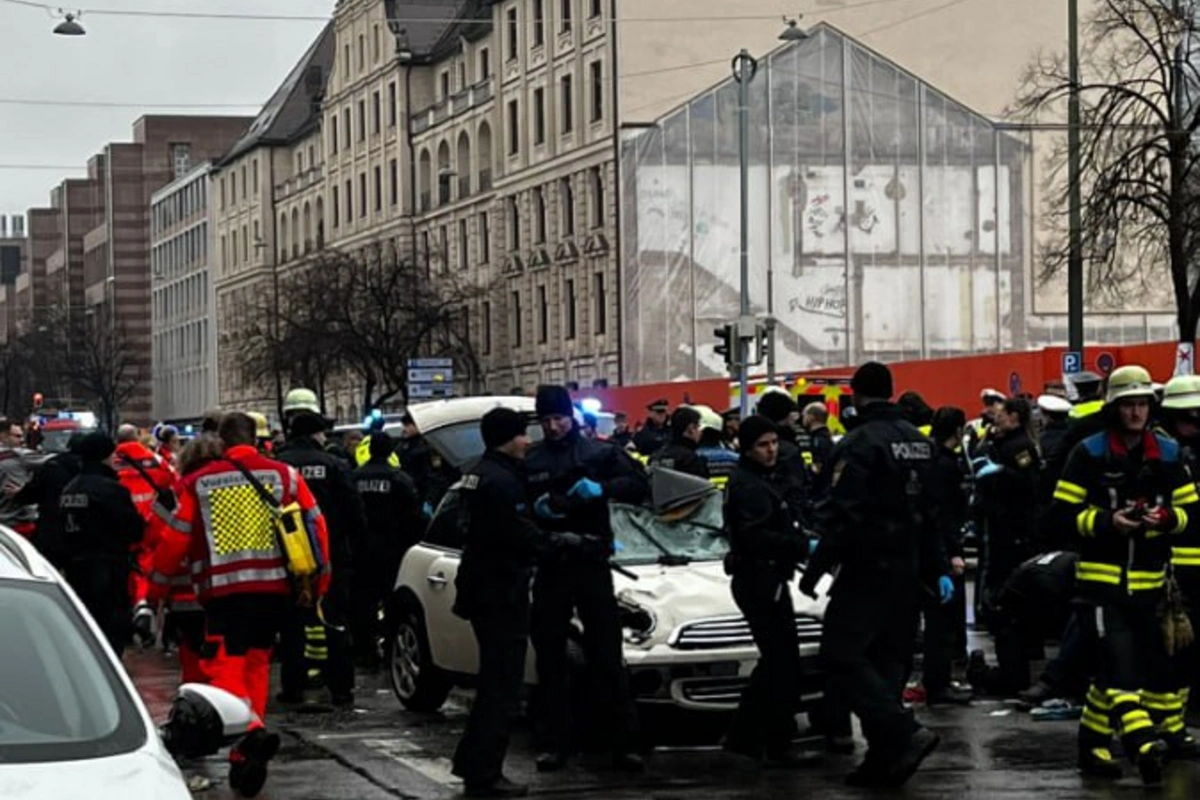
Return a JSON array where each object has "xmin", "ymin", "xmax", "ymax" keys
[{"xmin": 159, "ymin": 683, "xmax": 257, "ymax": 759}]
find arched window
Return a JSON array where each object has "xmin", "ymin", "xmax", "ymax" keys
[
  {"xmin": 477, "ymin": 121, "xmax": 493, "ymax": 190},
  {"xmin": 279, "ymin": 213, "xmax": 288, "ymax": 261},
  {"xmin": 437, "ymin": 140, "xmax": 452, "ymax": 205},
  {"xmin": 315, "ymin": 197, "xmax": 325, "ymax": 249},
  {"xmin": 303, "ymin": 202, "xmax": 312, "ymax": 254},
  {"xmin": 456, "ymin": 131, "xmax": 471, "ymax": 198},
  {"xmin": 291, "ymin": 208, "xmax": 300, "ymax": 258},
  {"xmin": 418, "ymin": 149, "xmax": 432, "ymax": 212}
]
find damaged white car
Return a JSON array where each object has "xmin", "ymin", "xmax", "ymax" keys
[{"xmin": 385, "ymin": 396, "xmax": 830, "ymax": 715}]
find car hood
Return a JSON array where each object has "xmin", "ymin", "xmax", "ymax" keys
[
  {"xmin": 0, "ymin": 748, "xmax": 190, "ymax": 800},
  {"xmin": 612, "ymin": 560, "xmax": 830, "ymax": 648}
]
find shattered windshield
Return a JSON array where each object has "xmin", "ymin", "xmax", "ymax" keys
[{"xmin": 610, "ymin": 493, "xmax": 728, "ymax": 566}]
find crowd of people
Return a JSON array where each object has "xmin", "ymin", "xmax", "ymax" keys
[{"xmin": 10, "ymin": 358, "xmax": 1200, "ymax": 796}]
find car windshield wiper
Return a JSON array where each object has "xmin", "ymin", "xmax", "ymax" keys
[{"xmin": 628, "ymin": 515, "xmax": 690, "ymax": 565}]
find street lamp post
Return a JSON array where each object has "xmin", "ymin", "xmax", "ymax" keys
[
  {"xmin": 1067, "ymin": 0, "xmax": 1084, "ymax": 360},
  {"xmin": 732, "ymin": 49, "xmax": 757, "ymax": 418}
]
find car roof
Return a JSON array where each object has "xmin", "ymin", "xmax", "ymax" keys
[
  {"xmin": 408, "ymin": 396, "xmax": 535, "ymax": 433},
  {"xmin": 0, "ymin": 525, "xmax": 60, "ymax": 582}
]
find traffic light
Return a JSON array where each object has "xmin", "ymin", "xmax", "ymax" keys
[{"xmin": 714, "ymin": 323, "xmax": 735, "ymax": 367}]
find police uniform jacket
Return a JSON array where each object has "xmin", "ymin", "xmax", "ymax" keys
[
  {"xmin": 650, "ymin": 439, "xmax": 710, "ymax": 479},
  {"xmin": 60, "ymin": 462, "xmax": 145, "ymax": 562},
  {"xmin": 724, "ymin": 456, "xmax": 807, "ymax": 579},
  {"xmin": 353, "ymin": 459, "xmax": 422, "ymax": 557},
  {"xmin": 277, "ymin": 436, "xmax": 368, "ymax": 581},
  {"xmin": 1051, "ymin": 430, "xmax": 1198, "ymax": 606},
  {"xmin": 633, "ymin": 421, "xmax": 670, "ymax": 457},
  {"xmin": 975, "ymin": 428, "xmax": 1041, "ymax": 551},
  {"xmin": 526, "ymin": 428, "xmax": 648, "ymax": 544},
  {"xmin": 928, "ymin": 443, "xmax": 970, "ymax": 561},
  {"xmin": 811, "ymin": 402, "xmax": 944, "ymax": 589}
]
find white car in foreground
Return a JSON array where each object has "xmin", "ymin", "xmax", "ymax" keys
[
  {"xmin": 0, "ymin": 526, "xmax": 252, "ymax": 800},
  {"xmin": 385, "ymin": 396, "xmax": 830, "ymax": 715}
]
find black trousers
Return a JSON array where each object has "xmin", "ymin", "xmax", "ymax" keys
[
  {"xmin": 351, "ymin": 550, "xmax": 401, "ymax": 661},
  {"xmin": 822, "ymin": 580, "xmax": 919, "ymax": 760},
  {"xmin": 279, "ymin": 582, "xmax": 354, "ymax": 698},
  {"xmin": 727, "ymin": 570, "xmax": 800, "ymax": 755},
  {"xmin": 452, "ymin": 603, "xmax": 529, "ymax": 785},
  {"xmin": 66, "ymin": 558, "xmax": 131, "ymax": 656},
  {"xmin": 1038, "ymin": 604, "xmax": 1093, "ymax": 697},
  {"xmin": 921, "ymin": 588, "xmax": 954, "ymax": 694},
  {"xmin": 530, "ymin": 561, "xmax": 638, "ymax": 753}
]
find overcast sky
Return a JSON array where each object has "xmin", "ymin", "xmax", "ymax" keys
[{"xmin": 0, "ymin": 0, "xmax": 332, "ymax": 217}]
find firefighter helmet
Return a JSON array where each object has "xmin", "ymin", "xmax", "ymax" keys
[
  {"xmin": 282, "ymin": 388, "xmax": 320, "ymax": 416},
  {"xmin": 1162, "ymin": 375, "xmax": 1200, "ymax": 410},
  {"xmin": 1105, "ymin": 365, "xmax": 1156, "ymax": 405},
  {"xmin": 689, "ymin": 404, "xmax": 723, "ymax": 434},
  {"xmin": 246, "ymin": 412, "xmax": 271, "ymax": 439}
]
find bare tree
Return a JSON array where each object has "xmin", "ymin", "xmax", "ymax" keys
[
  {"xmin": 68, "ymin": 313, "xmax": 143, "ymax": 431},
  {"xmin": 1013, "ymin": 0, "xmax": 1200, "ymax": 338}
]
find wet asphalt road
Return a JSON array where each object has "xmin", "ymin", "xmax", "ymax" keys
[{"xmin": 128, "ymin": 648, "xmax": 1200, "ymax": 800}]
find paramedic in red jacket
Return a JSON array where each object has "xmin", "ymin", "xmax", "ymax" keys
[{"xmin": 149, "ymin": 412, "xmax": 330, "ymax": 799}]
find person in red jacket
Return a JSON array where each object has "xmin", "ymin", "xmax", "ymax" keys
[
  {"xmin": 114, "ymin": 423, "xmax": 177, "ymax": 645},
  {"xmin": 149, "ymin": 412, "xmax": 330, "ymax": 799}
]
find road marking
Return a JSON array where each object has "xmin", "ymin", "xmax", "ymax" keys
[{"xmin": 362, "ymin": 737, "xmax": 461, "ymax": 786}]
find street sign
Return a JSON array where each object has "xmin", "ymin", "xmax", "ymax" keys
[
  {"xmin": 408, "ymin": 357, "xmax": 453, "ymax": 369},
  {"xmin": 1061, "ymin": 351, "xmax": 1082, "ymax": 375},
  {"xmin": 407, "ymin": 357, "xmax": 454, "ymax": 401},
  {"xmin": 408, "ymin": 383, "xmax": 454, "ymax": 400},
  {"xmin": 407, "ymin": 368, "xmax": 451, "ymax": 384},
  {"xmin": 1096, "ymin": 351, "xmax": 1115, "ymax": 375}
]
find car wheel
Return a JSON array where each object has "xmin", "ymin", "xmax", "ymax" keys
[{"xmin": 387, "ymin": 604, "xmax": 452, "ymax": 712}]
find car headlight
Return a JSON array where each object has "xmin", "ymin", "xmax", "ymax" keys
[{"xmin": 616, "ymin": 596, "xmax": 656, "ymax": 644}]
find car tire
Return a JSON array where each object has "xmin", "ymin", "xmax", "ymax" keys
[{"xmin": 387, "ymin": 603, "xmax": 452, "ymax": 712}]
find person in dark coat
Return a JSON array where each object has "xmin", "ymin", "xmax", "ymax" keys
[
  {"xmin": 1035, "ymin": 394, "xmax": 1074, "ymax": 547},
  {"xmin": 15, "ymin": 433, "xmax": 84, "ymax": 568},
  {"xmin": 59, "ymin": 432, "xmax": 145, "ymax": 655},
  {"xmin": 755, "ymin": 389, "xmax": 812, "ymax": 526},
  {"xmin": 352, "ymin": 432, "xmax": 422, "ymax": 666},
  {"xmin": 274, "ymin": 411, "xmax": 367, "ymax": 705},
  {"xmin": 632, "ymin": 399, "xmax": 671, "ymax": 456},
  {"xmin": 525, "ymin": 385, "xmax": 648, "ymax": 772},
  {"xmin": 451, "ymin": 408, "xmax": 587, "ymax": 798},
  {"xmin": 801, "ymin": 362, "xmax": 950, "ymax": 788},
  {"xmin": 796, "ymin": 402, "xmax": 837, "ymax": 498},
  {"xmin": 722, "ymin": 415, "xmax": 816, "ymax": 766},
  {"xmin": 649, "ymin": 406, "xmax": 709, "ymax": 478}
]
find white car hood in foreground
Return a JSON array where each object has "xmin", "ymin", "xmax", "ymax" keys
[
  {"xmin": 0, "ymin": 747, "xmax": 190, "ymax": 800},
  {"xmin": 613, "ymin": 560, "xmax": 830, "ymax": 649}
]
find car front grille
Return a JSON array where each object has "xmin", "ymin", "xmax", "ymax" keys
[{"xmin": 668, "ymin": 614, "xmax": 823, "ymax": 650}]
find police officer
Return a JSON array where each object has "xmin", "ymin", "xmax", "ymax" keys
[
  {"xmin": 525, "ymin": 384, "xmax": 648, "ymax": 772},
  {"xmin": 796, "ymin": 402, "xmax": 836, "ymax": 497},
  {"xmin": 633, "ymin": 399, "xmax": 671, "ymax": 456},
  {"xmin": 275, "ymin": 410, "xmax": 366, "ymax": 705},
  {"xmin": 352, "ymin": 432, "xmax": 421, "ymax": 667},
  {"xmin": 14, "ymin": 433, "xmax": 84, "ymax": 568},
  {"xmin": 973, "ymin": 397, "xmax": 1041, "ymax": 624},
  {"xmin": 649, "ymin": 406, "xmax": 709, "ymax": 478},
  {"xmin": 800, "ymin": 362, "xmax": 950, "ymax": 788},
  {"xmin": 722, "ymin": 415, "xmax": 815, "ymax": 765},
  {"xmin": 1051, "ymin": 365, "xmax": 1197, "ymax": 783},
  {"xmin": 59, "ymin": 432, "xmax": 145, "ymax": 655},
  {"xmin": 693, "ymin": 406, "xmax": 738, "ymax": 490},
  {"xmin": 451, "ymin": 408, "xmax": 588, "ymax": 798},
  {"xmin": 1059, "ymin": 370, "xmax": 1107, "ymax": 457},
  {"xmin": 610, "ymin": 413, "xmax": 634, "ymax": 450}
]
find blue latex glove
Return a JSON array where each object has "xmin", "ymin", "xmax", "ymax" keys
[
  {"xmin": 974, "ymin": 458, "xmax": 1003, "ymax": 478},
  {"xmin": 535, "ymin": 493, "xmax": 566, "ymax": 520},
  {"xmin": 938, "ymin": 575, "xmax": 955, "ymax": 605},
  {"xmin": 567, "ymin": 477, "xmax": 604, "ymax": 502},
  {"xmin": 421, "ymin": 501, "xmax": 434, "ymax": 519},
  {"xmin": 808, "ymin": 539, "xmax": 820, "ymax": 555}
]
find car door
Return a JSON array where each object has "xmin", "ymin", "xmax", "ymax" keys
[{"xmin": 417, "ymin": 488, "xmax": 479, "ymax": 674}]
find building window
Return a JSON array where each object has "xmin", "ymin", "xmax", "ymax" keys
[
  {"xmin": 389, "ymin": 159, "xmax": 399, "ymax": 206},
  {"xmin": 374, "ymin": 165, "xmax": 382, "ymax": 211},
  {"xmin": 507, "ymin": 100, "xmax": 519, "ymax": 155},
  {"xmin": 482, "ymin": 301, "xmax": 492, "ymax": 353},
  {"xmin": 511, "ymin": 291, "xmax": 522, "ymax": 347},
  {"xmin": 332, "ymin": 185, "xmax": 340, "ymax": 227},
  {"xmin": 231, "ymin": 229, "xmax": 239, "ymax": 267},
  {"xmin": 252, "ymin": 159, "xmax": 259, "ymax": 194},
  {"xmin": 345, "ymin": 179, "xmax": 353, "ymax": 222},
  {"xmin": 440, "ymin": 71, "xmax": 450, "ymax": 99},
  {"xmin": 561, "ymin": 177, "xmax": 574, "ymax": 236},
  {"xmin": 372, "ymin": 91, "xmax": 381, "ymax": 134},
  {"xmin": 458, "ymin": 62, "xmax": 466, "ymax": 89},
  {"xmin": 343, "ymin": 108, "xmax": 352, "ymax": 147},
  {"xmin": 565, "ymin": 278, "xmax": 576, "ymax": 338},
  {"xmin": 242, "ymin": 224, "xmax": 249, "ymax": 262},
  {"xmin": 590, "ymin": 167, "xmax": 604, "ymax": 228},
  {"xmin": 590, "ymin": 61, "xmax": 603, "ymax": 122},
  {"xmin": 508, "ymin": 196, "xmax": 520, "ymax": 251},
  {"xmin": 590, "ymin": 0, "xmax": 601, "ymax": 17},
  {"xmin": 343, "ymin": 43, "xmax": 351, "ymax": 77},
  {"xmin": 561, "ymin": 0, "xmax": 572, "ymax": 32},
  {"xmin": 479, "ymin": 211, "xmax": 490, "ymax": 263},
  {"xmin": 359, "ymin": 173, "xmax": 367, "ymax": 218},
  {"xmin": 594, "ymin": 271, "xmax": 606, "ymax": 334},
  {"xmin": 421, "ymin": 230, "xmax": 431, "ymax": 275},
  {"xmin": 458, "ymin": 219, "xmax": 469, "ymax": 270},
  {"xmin": 537, "ymin": 285, "xmax": 549, "ymax": 343},
  {"xmin": 330, "ymin": 115, "xmax": 339, "ymax": 154},
  {"xmin": 240, "ymin": 166, "xmax": 247, "ymax": 200},
  {"xmin": 561, "ymin": 75, "xmax": 573, "ymax": 133},
  {"xmin": 220, "ymin": 177, "xmax": 226, "ymax": 209},
  {"xmin": 220, "ymin": 235, "xmax": 228, "ymax": 271},
  {"xmin": 439, "ymin": 225, "xmax": 449, "ymax": 273},
  {"xmin": 373, "ymin": 24, "xmax": 380, "ymax": 62},
  {"xmin": 170, "ymin": 143, "xmax": 191, "ymax": 179},
  {"xmin": 388, "ymin": 82, "xmax": 397, "ymax": 126},
  {"xmin": 358, "ymin": 100, "xmax": 366, "ymax": 141},
  {"xmin": 533, "ymin": 87, "xmax": 546, "ymax": 145},
  {"xmin": 480, "ymin": 47, "xmax": 490, "ymax": 79},
  {"xmin": 358, "ymin": 34, "xmax": 364, "ymax": 71},
  {"xmin": 506, "ymin": 8, "xmax": 518, "ymax": 61},
  {"xmin": 533, "ymin": 187, "xmax": 546, "ymax": 244},
  {"xmin": 533, "ymin": 0, "xmax": 545, "ymax": 46}
]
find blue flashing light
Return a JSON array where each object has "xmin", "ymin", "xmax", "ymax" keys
[{"xmin": 580, "ymin": 397, "xmax": 603, "ymax": 415}]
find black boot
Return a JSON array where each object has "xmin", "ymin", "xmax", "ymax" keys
[
  {"xmin": 1136, "ymin": 740, "xmax": 1168, "ymax": 786},
  {"xmin": 1077, "ymin": 746, "xmax": 1122, "ymax": 779}
]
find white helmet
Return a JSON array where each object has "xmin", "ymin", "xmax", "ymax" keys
[{"xmin": 282, "ymin": 388, "xmax": 320, "ymax": 415}]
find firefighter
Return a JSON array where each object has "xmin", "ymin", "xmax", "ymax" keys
[
  {"xmin": 451, "ymin": 408, "xmax": 591, "ymax": 798},
  {"xmin": 1050, "ymin": 365, "xmax": 1196, "ymax": 784},
  {"xmin": 649, "ymin": 406, "xmax": 709, "ymax": 478},
  {"xmin": 632, "ymin": 398, "xmax": 671, "ymax": 456},
  {"xmin": 973, "ymin": 397, "xmax": 1041, "ymax": 625},
  {"xmin": 60, "ymin": 432, "xmax": 146, "ymax": 656},
  {"xmin": 355, "ymin": 415, "xmax": 401, "ymax": 469},
  {"xmin": 694, "ymin": 405, "xmax": 738, "ymax": 490},
  {"xmin": 113, "ymin": 423, "xmax": 177, "ymax": 647},
  {"xmin": 149, "ymin": 412, "xmax": 330, "ymax": 799},
  {"xmin": 352, "ymin": 431, "xmax": 422, "ymax": 667},
  {"xmin": 275, "ymin": 410, "xmax": 366, "ymax": 706},
  {"xmin": 281, "ymin": 387, "xmax": 321, "ymax": 432},
  {"xmin": 800, "ymin": 362, "xmax": 950, "ymax": 788},
  {"xmin": 525, "ymin": 384, "xmax": 648, "ymax": 772},
  {"xmin": 721, "ymin": 415, "xmax": 817, "ymax": 766},
  {"xmin": 245, "ymin": 413, "xmax": 273, "ymax": 454}
]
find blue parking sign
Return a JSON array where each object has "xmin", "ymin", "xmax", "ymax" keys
[{"xmin": 1062, "ymin": 351, "xmax": 1082, "ymax": 375}]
